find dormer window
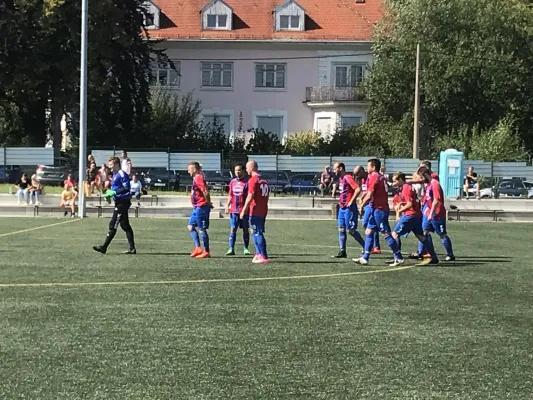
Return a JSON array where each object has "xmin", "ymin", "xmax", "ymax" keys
[
  {"xmin": 202, "ymin": 0, "xmax": 232, "ymax": 30},
  {"xmin": 143, "ymin": 1, "xmax": 160, "ymax": 29},
  {"xmin": 207, "ymin": 14, "xmax": 227, "ymax": 28},
  {"xmin": 274, "ymin": 0, "xmax": 305, "ymax": 31}
]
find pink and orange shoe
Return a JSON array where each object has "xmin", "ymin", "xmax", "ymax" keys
[
  {"xmin": 195, "ymin": 251, "xmax": 211, "ymax": 259},
  {"xmin": 252, "ymin": 255, "xmax": 270, "ymax": 264},
  {"xmin": 371, "ymin": 248, "xmax": 382, "ymax": 255},
  {"xmin": 190, "ymin": 247, "xmax": 203, "ymax": 257}
]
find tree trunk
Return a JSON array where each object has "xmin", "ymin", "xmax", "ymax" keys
[{"xmin": 50, "ymin": 95, "xmax": 64, "ymax": 159}]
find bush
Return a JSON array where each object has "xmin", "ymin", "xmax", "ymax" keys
[
  {"xmin": 284, "ymin": 131, "xmax": 326, "ymax": 155},
  {"xmin": 245, "ymin": 128, "xmax": 283, "ymax": 154}
]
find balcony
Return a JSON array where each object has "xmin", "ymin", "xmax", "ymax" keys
[{"xmin": 305, "ymin": 86, "xmax": 364, "ymax": 106}]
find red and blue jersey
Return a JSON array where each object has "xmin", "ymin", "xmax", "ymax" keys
[
  {"xmin": 338, "ymin": 174, "xmax": 359, "ymax": 208},
  {"xmin": 248, "ymin": 174, "xmax": 269, "ymax": 217},
  {"xmin": 424, "ymin": 178, "xmax": 446, "ymax": 220},
  {"xmin": 191, "ymin": 173, "xmax": 208, "ymax": 208},
  {"xmin": 367, "ymin": 172, "xmax": 389, "ymax": 211},
  {"xmin": 228, "ymin": 177, "xmax": 248, "ymax": 214},
  {"xmin": 399, "ymin": 184, "xmax": 421, "ymax": 217}
]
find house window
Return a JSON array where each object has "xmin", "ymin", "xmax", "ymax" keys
[
  {"xmin": 280, "ymin": 15, "xmax": 300, "ymax": 29},
  {"xmin": 201, "ymin": 62, "xmax": 232, "ymax": 87},
  {"xmin": 145, "ymin": 12, "xmax": 155, "ymax": 26},
  {"xmin": 317, "ymin": 117, "xmax": 332, "ymax": 135},
  {"xmin": 206, "ymin": 14, "xmax": 227, "ymax": 29},
  {"xmin": 257, "ymin": 116, "xmax": 283, "ymax": 138},
  {"xmin": 341, "ymin": 116, "xmax": 362, "ymax": 128},
  {"xmin": 334, "ymin": 64, "xmax": 364, "ymax": 87},
  {"xmin": 203, "ymin": 114, "xmax": 231, "ymax": 136},
  {"xmin": 255, "ymin": 63, "xmax": 286, "ymax": 88},
  {"xmin": 150, "ymin": 62, "xmax": 180, "ymax": 87}
]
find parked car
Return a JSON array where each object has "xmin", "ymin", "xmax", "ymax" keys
[
  {"xmin": 203, "ymin": 170, "xmax": 233, "ymax": 191},
  {"xmin": 260, "ymin": 171, "xmax": 292, "ymax": 194},
  {"xmin": 35, "ymin": 157, "xmax": 74, "ymax": 186},
  {"xmin": 478, "ymin": 178, "xmax": 533, "ymax": 199},
  {"xmin": 0, "ymin": 165, "xmax": 23, "ymax": 184},
  {"xmin": 291, "ymin": 173, "xmax": 319, "ymax": 195},
  {"xmin": 141, "ymin": 168, "xmax": 179, "ymax": 191}
]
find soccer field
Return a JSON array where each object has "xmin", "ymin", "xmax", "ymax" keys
[{"xmin": 0, "ymin": 218, "xmax": 531, "ymax": 399}]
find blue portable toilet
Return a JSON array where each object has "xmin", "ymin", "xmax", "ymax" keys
[{"xmin": 438, "ymin": 149, "xmax": 464, "ymax": 198}]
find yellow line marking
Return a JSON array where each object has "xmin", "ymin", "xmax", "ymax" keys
[
  {"xmin": 0, "ymin": 264, "xmax": 416, "ymax": 288},
  {"xmin": 0, "ymin": 219, "xmax": 80, "ymax": 238}
]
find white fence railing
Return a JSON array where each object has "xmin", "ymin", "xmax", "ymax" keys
[{"xmin": 2, "ymin": 148, "xmax": 533, "ymax": 179}]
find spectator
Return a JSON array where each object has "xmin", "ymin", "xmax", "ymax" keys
[
  {"xmin": 130, "ymin": 173, "xmax": 143, "ymax": 205},
  {"xmin": 121, "ymin": 151, "xmax": 132, "ymax": 175},
  {"xmin": 97, "ymin": 163, "xmax": 111, "ymax": 191},
  {"xmin": 380, "ymin": 167, "xmax": 389, "ymax": 180},
  {"xmin": 15, "ymin": 173, "xmax": 30, "ymax": 205},
  {"xmin": 28, "ymin": 173, "xmax": 42, "ymax": 206},
  {"xmin": 319, "ymin": 166, "xmax": 334, "ymax": 197},
  {"xmin": 85, "ymin": 162, "xmax": 98, "ymax": 196},
  {"xmin": 60, "ymin": 183, "xmax": 77, "ymax": 217},
  {"xmin": 64, "ymin": 174, "xmax": 77, "ymax": 192},
  {"xmin": 88, "ymin": 154, "xmax": 95, "ymax": 164},
  {"xmin": 463, "ymin": 166, "xmax": 480, "ymax": 199}
]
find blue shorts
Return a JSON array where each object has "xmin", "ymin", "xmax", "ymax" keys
[
  {"xmin": 367, "ymin": 209, "xmax": 391, "ymax": 233},
  {"xmin": 249, "ymin": 216, "xmax": 266, "ymax": 234},
  {"xmin": 422, "ymin": 216, "xmax": 447, "ymax": 235},
  {"xmin": 230, "ymin": 213, "xmax": 249, "ymax": 230},
  {"xmin": 362, "ymin": 205, "xmax": 373, "ymax": 228},
  {"xmin": 394, "ymin": 215, "xmax": 423, "ymax": 237},
  {"xmin": 338, "ymin": 205, "xmax": 358, "ymax": 231},
  {"xmin": 188, "ymin": 206, "xmax": 210, "ymax": 230}
]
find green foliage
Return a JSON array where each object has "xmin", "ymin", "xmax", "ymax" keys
[
  {"xmin": 284, "ymin": 131, "xmax": 326, "ymax": 155},
  {"xmin": 366, "ymin": 0, "xmax": 533, "ymax": 154},
  {"xmin": 246, "ymin": 129, "xmax": 284, "ymax": 154}
]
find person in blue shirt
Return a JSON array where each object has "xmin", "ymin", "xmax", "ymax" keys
[{"xmin": 93, "ymin": 157, "xmax": 136, "ymax": 254}]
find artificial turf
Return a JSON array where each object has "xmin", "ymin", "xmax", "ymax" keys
[{"xmin": 0, "ymin": 218, "xmax": 531, "ymax": 399}]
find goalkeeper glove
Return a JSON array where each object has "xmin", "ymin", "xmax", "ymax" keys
[{"xmin": 103, "ymin": 189, "xmax": 116, "ymax": 198}]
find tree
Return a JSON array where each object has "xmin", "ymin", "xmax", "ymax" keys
[
  {"xmin": 284, "ymin": 131, "xmax": 326, "ymax": 155},
  {"xmin": 365, "ymin": 0, "xmax": 533, "ymax": 155},
  {"xmin": 246, "ymin": 129, "xmax": 284, "ymax": 154}
]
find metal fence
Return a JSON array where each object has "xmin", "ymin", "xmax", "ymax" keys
[{"xmin": 0, "ymin": 147, "xmax": 54, "ymax": 166}]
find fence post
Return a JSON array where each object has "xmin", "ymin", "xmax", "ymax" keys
[
  {"xmin": 274, "ymin": 153, "xmax": 278, "ymax": 197},
  {"xmin": 490, "ymin": 161, "xmax": 493, "ymax": 178},
  {"xmin": 329, "ymin": 154, "xmax": 332, "ymax": 167}
]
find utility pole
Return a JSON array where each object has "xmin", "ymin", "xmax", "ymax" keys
[{"xmin": 412, "ymin": 43, "xmax": 421, "ymax": 159}]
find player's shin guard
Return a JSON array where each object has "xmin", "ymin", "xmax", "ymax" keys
[
  {"xmin": 349, "ymin": 229, "xmax": 365, "ymax": 248},
  {"xmin": 363, "ymin": 234, "xmax": 373, "ymax": 259},
  {"xmin": 338, "ymin": 230, "xmax": 347, "ymax": 251},
  {"xmin": 441, "ymin": 236, "xmax": 454, "ymax": 256},
  {"xmin": 103, "ymin": 228, "xmax": 117, "ymax": 249},
  {"xmin": 229, "ymin": 231, "xmax": 236, "ymax": 249},
  {"xmin": 243, "ymin": 230, "xmax": 250, "ymax": 248},
  {"xmin": 189, "ymin": 229, "xmax": 200, "ymax": 248},
  {"xmin": 424, "ymin": 235, "xmax": 438, "ymax": 260},
  {"xmin": 252, "ymin": 233, "xmax": 259, "ymax": 254},
  {"xmin": 200, "ymin": 230, "xmax": 210, "ymax": 252},
  {"xmin": 385, "ymin": 234, "xmax": 402, "ymax": 259},
  {"xmin": 373, "ymin": 231, "xmax": 381, "ymax": 249},
  {"xmin": 125, "ymin": 227, "xmax": 135, "ymax": 250},
  {"xmin": 255, "ymin": 234, "xmax": 268, "ymax": 259}
]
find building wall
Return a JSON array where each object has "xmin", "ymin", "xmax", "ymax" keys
[{"xmin": 156, "ymin": 42, "xmax": 372, "ymax": 139}]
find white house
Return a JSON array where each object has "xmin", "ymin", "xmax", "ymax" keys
[{"xmin": 145, "ymin": 0, "xmax": 381, "ymax": 141}]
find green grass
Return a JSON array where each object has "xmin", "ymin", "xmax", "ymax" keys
[{"xmin": 0, "ymin": 218, "xmax": 531, "ymax": 399}]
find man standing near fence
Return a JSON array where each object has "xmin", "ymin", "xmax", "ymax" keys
[
  {"xmin": 188, "ymin": 161, "xmax": 213, "ymax": 259},
  {"xmin": 225, "ymin": 163, "xmax": 251, "ymax": 256}
]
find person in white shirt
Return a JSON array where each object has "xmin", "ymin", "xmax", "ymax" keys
[
  {"xmin": 121, "ymin": 151, "xmax": 132, "ymax": 175},
  {"xmin": 130, "ymin": 173, "xmax": 143, "ymax": 205}
]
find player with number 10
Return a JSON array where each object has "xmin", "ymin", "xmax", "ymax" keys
[{"xmin": 240, "ymin": 160, "xmax": 270, "ymax": 264}]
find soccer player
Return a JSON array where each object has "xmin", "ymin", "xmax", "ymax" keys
[
  {"xmin": 188, "ymin": 161, "xmax": 213, "ymax": 259},
  {"xmin": 354, "ymin": 166, "xmax": 381, "ymax": 254},
  {"xmin": 93, "ymin": 157, "xmax": 136, "ymax": 254},
  {"xmin": 392, "ymin": 190, "xmax": 404, "ymax": 250},
  {"xmin": 240, "ymin": 160, "xmax": 269, "ymax": 264},
  {"xmin": 390, "ymin": 172, "xmax": 439, "ymax": 265},
  {"xmin": 332, "ymin": 162, "xmax": 365, "ymax": 258},
  {"xmin": 354, "ymin": 158, "xmax": 402, "ymax": 266},
  {"xmin": 224, "ymin": 163, "xmax": 251, "ymax": 256},
  {"xmin": 418, "ymin": 166, "xmax": 456, "ymax": 261}
]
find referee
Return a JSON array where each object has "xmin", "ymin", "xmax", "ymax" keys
[{"xmin": 93, "ymin": 157, "xmax": 136, "ymax": 254}]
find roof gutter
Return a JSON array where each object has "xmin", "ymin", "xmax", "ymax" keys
[{"xmin": 146, "ymin": 38, "xmax": 372, "ymax": 45}]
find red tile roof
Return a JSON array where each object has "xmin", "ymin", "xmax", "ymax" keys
[{"xmin": 148, "ymin": 0, "xmax": 382, "ymax": 41}]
